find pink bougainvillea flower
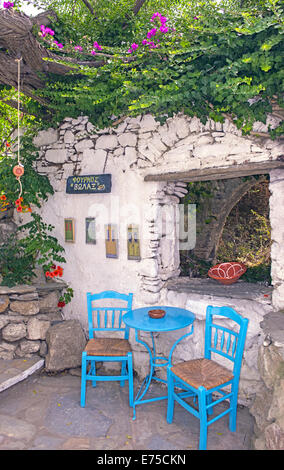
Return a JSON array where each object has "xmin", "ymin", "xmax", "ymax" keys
[
  {"xmin": 131, "ymin": 43, "xmax": 139, "ymax": 51},
  {"xmin": 74, "ymin": 45, "xmax": 83, "ymax": 52},
  {"xmin": 40, "ymin": 25, "xmax": 54, "ymax": 37},
  {"xmin": 91, "ymin": 49, "xmax": 97, "ymax": 55},
  {"xmin": 54, "ymin": 40, "xmax": 63, "ymax": 49},
  {"xmin": 93, "ymin": 41, "xmax": 102, "ymax": 51},
  {"xmin": 160, "ymin": 25, "xmax": 169, "ymax": 33},
  {"xmin": 3, "ymin": 2, "xmax": 14, "ymax": 9},
  {"xmin": 147, "ymin": 28, "xmax": 157, "ymax": 39},
  {"xmin": 160, "ymin": 16, "xmax": 167, "ymax": 24},
  {"xmin": 150, "ymin": 12, "xmax": 160, "ymax": 21}
]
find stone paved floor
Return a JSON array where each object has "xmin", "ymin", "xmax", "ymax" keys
[{"xmin": 0, "ymin": 364, "xmax": 255, "ymax": 451}]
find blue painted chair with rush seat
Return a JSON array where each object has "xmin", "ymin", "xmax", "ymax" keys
[
  {"xmin": 167, "ymin": 306, "xmax": 249, "ymax": 450},
  {"xmin": 80, "ymin": 290, "xmax": 134, "ymax": 408}
]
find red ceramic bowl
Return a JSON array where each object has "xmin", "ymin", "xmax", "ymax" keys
[{"xmin": 208, "ymin": 262, "xmax": 247, "ymax": 285}]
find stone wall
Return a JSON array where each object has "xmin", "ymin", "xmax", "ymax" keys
[
  {"xmin": 25, "ymin": 112, "xmax": 284, "ymax": 403},
  {"xmin": 249, "ymin": 311, "xmax": 284, "ymax": 450},
  {"xmin": 0, "ymin": 283, "xmax": 64, "ymax": 360}
]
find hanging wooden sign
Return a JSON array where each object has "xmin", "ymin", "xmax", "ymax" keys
[
  {"xmin": 66, "ymin": 174, "xmax": 111, "ymax": 194},
  {"xmin": 127, "ymin": 225, "xmax": 141, "ymax": 261},
  {"xmin": 105, "ymin": 224, "xmax": 118, "ymax": 258}
]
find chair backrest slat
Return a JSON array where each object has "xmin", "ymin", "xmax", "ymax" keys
[
  {"xmin": 205, "ymin": 306, "xmax": 249, "ymax": 376},
  {"xmin": 86, "ymin": 291, "xmax": 133, "ymax": 339}
]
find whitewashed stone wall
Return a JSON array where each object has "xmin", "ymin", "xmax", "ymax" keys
[{"xmin": 31, "ymin": 112, "xmax": 284, "ymax": 403}]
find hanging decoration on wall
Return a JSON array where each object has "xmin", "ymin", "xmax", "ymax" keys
[
  {"xmin": 13, "ymin": 57, "xmax": 25, "ymax": 203},
  {"xmin": 105, "ymin": 224, "xmax": 118, "ymax": 258},
  {"xmin": 127, "ymin": 225, "xmax": 141, "ymax": 261}
]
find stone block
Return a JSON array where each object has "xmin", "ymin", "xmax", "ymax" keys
[
  {"xmin": 33, "ymin": 129, "xmax": 58, "ymax": 147},
  {"xmin": 140, "ymin": 258, "xmax": 159, "ymax": 277},
  {"xmin": 27, "ymin": 317, "xmax": 51, "ymax": 340},
  {"xmin": 2, "ymin": 322, "xmax": 27, "ymax": 342},
  {"xmin": 16, "ymin": 339, "xmax": 41, "ymax": 356},
  {"xmin": 0, "ymin": 315, "xmax": 10, "ymax": 329},
  {"xmin": 45, "ymin": 149, "xmax": 67, "ymax": 164},
  {"xmin": 175, "ymin": 117, "xmax": 190, "ymax": 139},
  {"xmin": 0, "ymin": 341, "xmax": 16, "ymax": 360},
  {"xmin": 64, "ymin": 130, "xmax": 75, "ymax": 144},
  {"xmin": 95, "ymin": 134, "xmax": 118, "ymax": 150},
  {"xmin": 75, "ymin": 139, "xmax": 94, "ymax": 153},
  {"xmin": 140, "ymin": 114, "xmax": 158, "ymax": 132},
  {"xmin": 39, "ymin": 291, "xmax": 59, "ymax": 310},
  {"xmin": 118, "ymin": 133, "xmax": 137, "ymax": 147},
  {"xmin": 0, "ymin": 295, "xmax": 9, "ymax": 313},
  {"xmin": 10, "ymin": 300, "xmax": 39, "ymax": 316},
  {"xmin": 45, "ymin": 320, "xmax": 87, "ymax": 372}
]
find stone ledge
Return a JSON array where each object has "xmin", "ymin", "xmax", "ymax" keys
[
  {"xmin": 165, "ymin": 277, "xmax": 272, "ymax": 303},
  {"xmin": 0, "ymin": 356, "xmax": 44, "ymax": 392},
  {"xmin": 0, "ymin": 281, "xmax": 67, "ymax": 296}
]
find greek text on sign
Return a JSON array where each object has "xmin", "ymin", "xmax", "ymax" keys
[{"xmin": 66, "ymin": 174, "xmax": 112, "ymax": 194}]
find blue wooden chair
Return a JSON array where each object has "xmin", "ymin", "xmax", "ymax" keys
[
  {"xmin": 80, "ymin": 290, "xmax": 134, "ymax": 408},
  {"xmin": 167, "ymin": 306, "xmax": 249, "ymax": 450}
]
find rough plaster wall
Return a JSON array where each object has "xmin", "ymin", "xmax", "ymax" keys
[{"xmin": 33, "ymin": 112, "xmax": 284, "ymax": 401}]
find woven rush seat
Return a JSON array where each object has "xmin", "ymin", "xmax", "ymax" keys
[
  {"xmin": 84, "ymin": 338, "xmax": 132, "ymax": 357},
  {"xmin": 171, "ymin": 358, "xmax": 234, "ymax": 390}
]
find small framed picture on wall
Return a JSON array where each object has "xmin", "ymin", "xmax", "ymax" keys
[
  {"xmin": 127, "ymin": 224, "xmax": 141, "ymax": 260},
  {"xmin": 105, "ymin": 224, "xmax": 118, "ymax": 258},
  {"xmin": 86, "ymin": 217, "xmax": 96, "ymax": 244},
  {"xmin": 64, "ymin": 218, "xmax": 75, "ymax": 242}
]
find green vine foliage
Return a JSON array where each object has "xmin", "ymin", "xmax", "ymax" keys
[
  {"xmin": 29, "ymin": 0, "xmax": 284, "ymax": 137},
  {"xmin": 0, "ymin": 0, "xmax": 283, "ymax": 298}
]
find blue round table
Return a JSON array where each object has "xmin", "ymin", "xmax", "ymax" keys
[{"xmin": 123, "ymin": 306, "xmax": 195, "ymax": 419}]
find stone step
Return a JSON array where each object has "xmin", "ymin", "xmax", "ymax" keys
[{"xmin": 0, "ymin": 356, "xmax": 44, "ymax": 393}]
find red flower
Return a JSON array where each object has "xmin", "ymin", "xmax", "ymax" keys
[
  {"xmin": 15, "ymin": 198, "xmax": 23, "ymax": 205},
  {"xmin": 16, "ymin": 206, "xmax": 23, "ymax": 212},
  {"xmin": 45, "ymin": 271, "xmax": 51, "ymax": 277},
  {"xmin": 58, "ymin": 301, "xmax": 65, "ymax": 308},
  {"xmin": 0, "ymin": 195, "xmax": 6, "ymax": 201},
  {"xmin": 5, "ymin": 142, "xmax": 10, "ymax": 147}
]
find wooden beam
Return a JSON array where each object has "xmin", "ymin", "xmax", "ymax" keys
[{"xmin": 144, "ymin": 160, "xmax": 284, "ymax": 182}]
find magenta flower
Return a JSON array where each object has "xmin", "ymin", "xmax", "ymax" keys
[
  {"xmin": 131, "ymin": 43, "xmax": 139, "ymax": 51},
  {"xmin": 74, "ymin": 45, "xmax": 83, "ymax": 52},
  {"xmin": 3, "ymin": 2, "xmax": 14, "ymax": 8},
  {"xmin": 53, "ymin": 40, "xmax": 63, "ymax": 49},
  {"xmin": 151, "ymin": 12, "xmax": 160, "ymax": 21},
  {"xmin": 91, "ymin": 49, "xmax": 97, "ymax": 55},
  {"xmin": 160, "ymin": 16, "xmax": 167, "ymax": 24},
  {"xmin": 93, "ymin": 41, "xmax": 102, "ymax": 51},
  {"xmin": 40, "ymin": 25, "xmax": 54, "ymax": 37},
  {"xmin": 147, "ymin": 28, "xmax": 157, "ymax": 39},
  {"xmin": 142, "ymin": 39, "xmax": 149, "ymax": 45},
  {"xmin": 160, "ymin": 25, "xmax": 169, "ymax": 33}
]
